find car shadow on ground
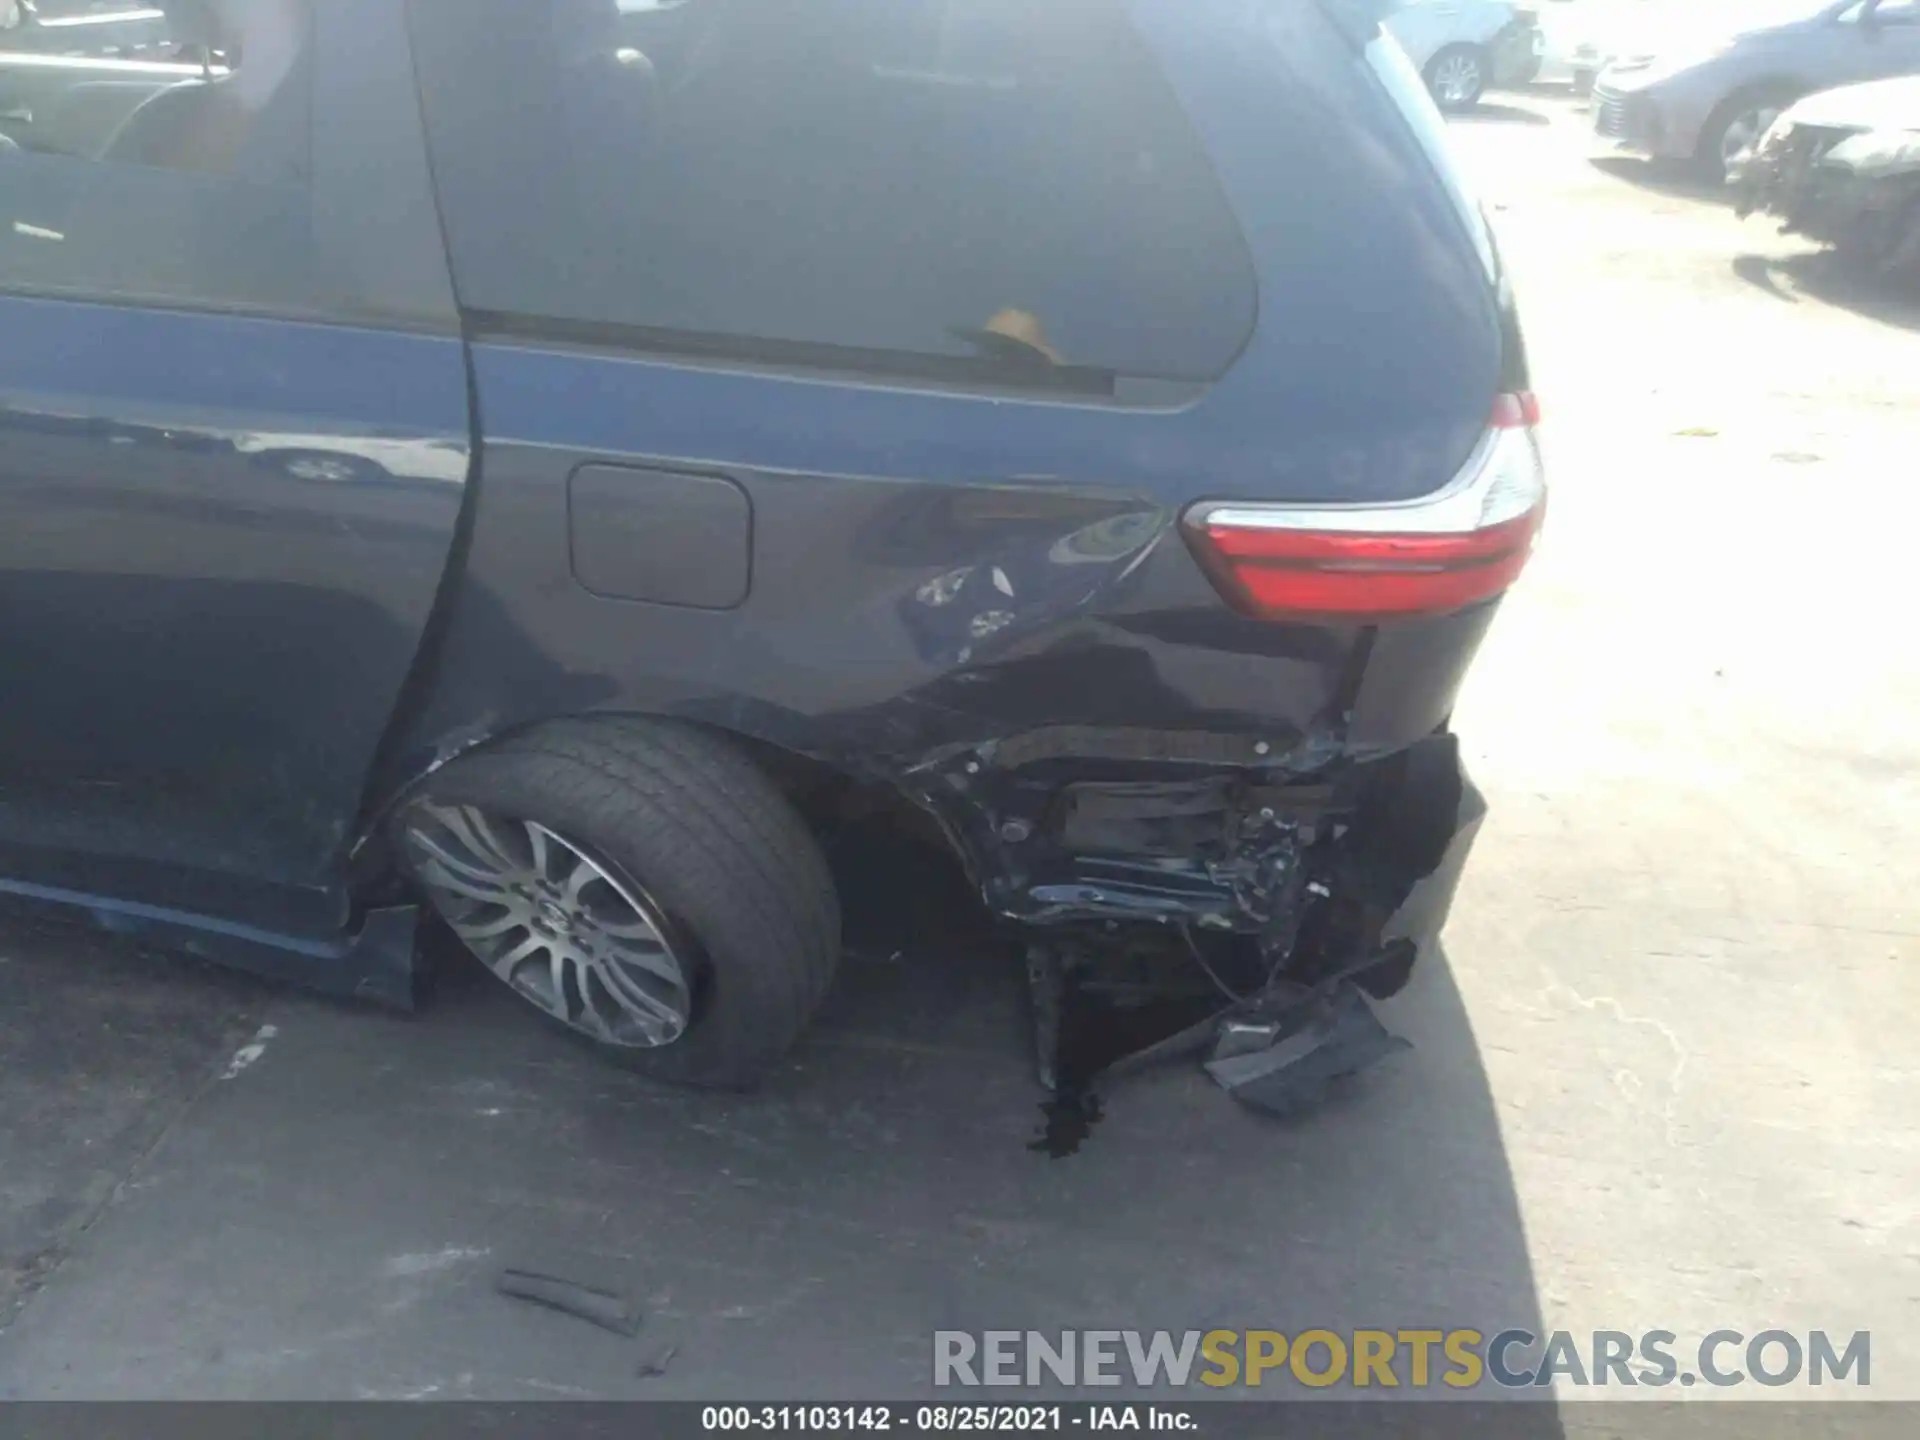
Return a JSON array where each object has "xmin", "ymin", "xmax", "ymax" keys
[
  {"xmin": 1732, "ymin": 250, "xmax": 1920, "ymax": 333},
  {"xmin": 0, "ymin": 831, "xmax": 1561, "ymax": 1425},
  {"xmin": 1588, "ymin": 155, "xmax": 1727, "ymax": 206},
  {"xmin": 1459, "ymin": 100, "xmax": 1552, "ymax": 127}
]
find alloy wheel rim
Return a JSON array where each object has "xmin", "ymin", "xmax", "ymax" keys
[
  {"xmin": 1435, "ymin": 55, "xmax": 1480, "ymax": 105},
  {"xmin": 1722, "ymin": 106, "xmax": 1779, "ymax": 169},
  {"xmin": 405, "ymin": 802, "xmax": 693, "ymax": 1048}
]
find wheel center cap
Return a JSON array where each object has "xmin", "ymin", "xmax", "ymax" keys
[{"xmin": 534, "ymin": 897, "xmax": 573, "ymax": 934}]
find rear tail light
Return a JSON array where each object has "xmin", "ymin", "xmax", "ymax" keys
[{"xmin": 1183, "ymin": 393, "xmax": 1546, "ymax": 621}]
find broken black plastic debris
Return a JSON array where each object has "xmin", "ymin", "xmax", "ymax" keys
[
  {"xmin": 1027, "ymin": 930, "xmax": 1413, "ymax": 1151},
  {"xmin": 1203, "ymin": 980, "xmax": 1409, "ymax": 1117},
  {"xmin": 497, "ymin": 1268, "xmax": 643, "ymax": 1337}
]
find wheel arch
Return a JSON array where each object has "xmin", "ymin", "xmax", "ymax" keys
[
  {"xmin": 1703, "ymin": 76, "xmax": 1808, "ymax": 134},
  {"xmin": 351, "ymin": 704, "xmax": 881, "ymax": 888},
  {"xmin": 1426, "ymin": 38, "xmax": 1494, "ymax": 66}
]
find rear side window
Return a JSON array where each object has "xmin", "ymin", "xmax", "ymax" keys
[
  {"xmin": 0, "ymin": 0, "xmax": 316, "ymax": 312},
  {"xmin": 408, "ymin": 0, "xmax": 1257, "ymax": 389}
]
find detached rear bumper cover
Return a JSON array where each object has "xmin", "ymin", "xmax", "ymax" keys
[{"xmin": 913, "ymin": 731, "xmax": 1486, "ymax": 998}]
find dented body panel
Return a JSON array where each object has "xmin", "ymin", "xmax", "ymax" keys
[{"xmin": 382, "ymin": 359, "xmax": 1501, "ymax": 982}]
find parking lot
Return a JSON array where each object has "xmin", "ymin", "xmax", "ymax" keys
[{"xmin": 1, "ymin": 89, "xmax": 1916, "ymax": 1404}]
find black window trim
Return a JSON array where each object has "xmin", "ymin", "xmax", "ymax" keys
[
  {"xmin": 464, "ymin": 307, "xmax": 1125, "ymax": 398},
  {"xmin": 0, "ymin": 279, "xmax": 465, "ymax": 338}
]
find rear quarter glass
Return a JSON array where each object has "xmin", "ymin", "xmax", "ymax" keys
[
  {"xmin": 1120, "ymin": 0, "xmax": 1505, "ymax": 499},
  {"xmin": 408, "ymin": 0, "xmax": 1504, "ymax": 506},
  {"xmin": 404, "ymin": 0, "xmax": 1257, "ymax": 385}
]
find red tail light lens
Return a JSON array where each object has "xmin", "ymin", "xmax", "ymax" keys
[{"xmin": 1184, "ymin": 395, "xmax": 1546, "ymax": 621}]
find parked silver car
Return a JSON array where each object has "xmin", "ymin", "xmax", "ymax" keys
[{"xmin": 1593, "ymin": 0, "xmax": 1920, "ymax": 180}]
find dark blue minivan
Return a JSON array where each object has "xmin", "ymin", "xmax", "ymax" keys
[{"xmin": 0, "ymin": 0, "xmax": 1541, "ymax": 1086}]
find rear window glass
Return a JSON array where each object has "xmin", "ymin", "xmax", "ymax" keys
[{"xmin": 408, "ymin": 0, "xmax": 1257, "ymax": 388}]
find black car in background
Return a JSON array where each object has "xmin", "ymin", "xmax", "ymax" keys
[{"xmin": 0, "ymin": 0, "xmax": 1542, "ymax": 1088}]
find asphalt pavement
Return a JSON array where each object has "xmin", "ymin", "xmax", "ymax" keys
[{"xmin": 1, "ymin": 91, "xmax": 1915, "ymax": 1404}]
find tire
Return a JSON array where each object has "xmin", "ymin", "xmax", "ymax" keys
[
  {"xmin": 1572, "ymin": 68, "xmax": 1596, "ymax": 98},
  {"xmin": 1695, "ymin": 85, "xmax": 1796, "ymax": 184},
  {"xmin": 394, "ymin": 716, "xmax": 840, "ymax": 1088},
  {"xmin": 1424, "ymin": 45, "xmax": 1488, "ymax": 113}
]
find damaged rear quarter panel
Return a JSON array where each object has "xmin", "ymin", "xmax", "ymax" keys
[
  {"xmin": 380, "ymin": 349, "xmax": 1503, "ymax": 986},
  {"xmin": 377, "ymin": 0, "xmax": 1507, "ymax": 976}
]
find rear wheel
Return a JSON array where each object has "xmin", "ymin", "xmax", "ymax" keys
[
  {"xmin": 1424, "ymin": 45, "xmax": 1488, "ymax": 112},
  {"xmin": 395, "ymin": 717, "xmax": 840, "ymax": 1088}
]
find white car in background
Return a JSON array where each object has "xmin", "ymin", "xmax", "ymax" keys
[
  {"xmin": 1385, "ymin": 0, "xmax": 1546, "ymax": 110},
  {"xmin": 1535, "ymin": 0, "xmax": 1804, "ymax": 93},
  {"xmin": 1536, "ymin": 0, "xmax": 1627, "ymax": 90}
]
